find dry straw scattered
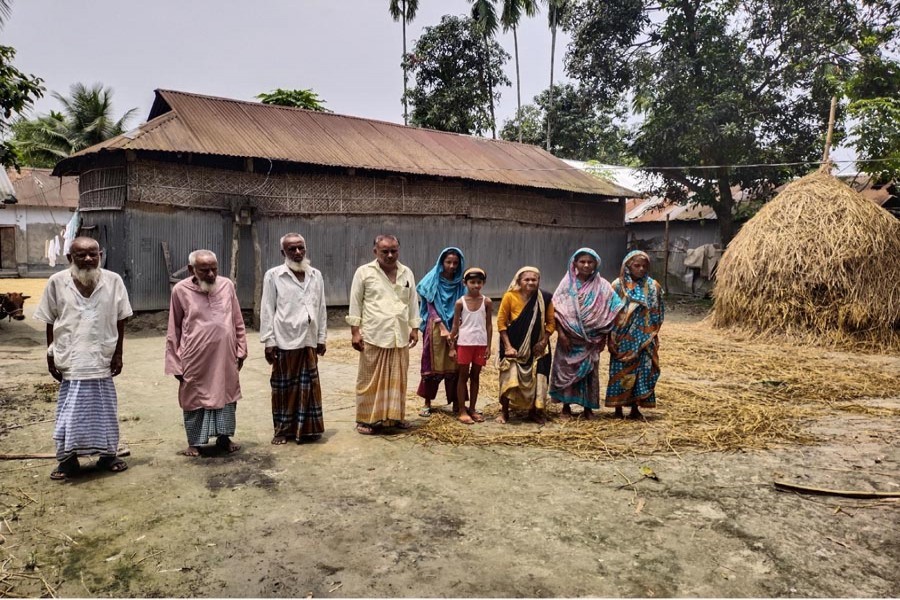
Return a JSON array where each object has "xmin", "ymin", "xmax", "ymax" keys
[
  {"xmin": 409, "ymin": 321, "xmax": 900, "ymax": 460},
  {"xmin": 711, "ymin": 170, "xmax": 900, "ymax": 351}
]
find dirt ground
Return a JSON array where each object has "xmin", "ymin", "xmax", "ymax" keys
[{"xmin": 0, "ymin": 279, "xmax": 898, "ymax": 598}]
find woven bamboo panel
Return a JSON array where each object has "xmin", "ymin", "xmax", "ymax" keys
[{"xmin": 110, "ymin": 159, "xmax": 618, "ymax": 225}]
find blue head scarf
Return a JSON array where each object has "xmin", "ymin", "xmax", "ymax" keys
[{"xmin": 416, "ymin": 247, "xmax": 466, "ymax": 331}]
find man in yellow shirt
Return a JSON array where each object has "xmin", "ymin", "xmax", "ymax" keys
[{"xmin": 347, "ymin": 235, "xmax": 421, "ymax": 434}]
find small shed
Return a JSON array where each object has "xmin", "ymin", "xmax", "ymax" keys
[
  {"xmin": 53, "ymin": 89, "xmax": 636, "ymax": 311},
  {"xmin": 0, "ymin": 168, "xmax": 79, "ymax": 277}
]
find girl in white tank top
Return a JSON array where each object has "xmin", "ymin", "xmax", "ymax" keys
[{"xmin": 450, "ymin": 268, "xmax": 493, "ymax": 425}]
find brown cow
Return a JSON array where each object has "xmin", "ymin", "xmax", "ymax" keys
[{"xmin": 0, "ymin": 292, "xmax": 30, "ymax": 321}]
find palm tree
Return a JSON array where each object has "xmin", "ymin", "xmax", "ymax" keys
[
  {"xmin": 10, "ymin": 111, "xmax": 70, "ymax": 168},
  {"xmin": 471, "ymin": 0, "xmax": 500, "ymax": 139},
  {"xmin": 545, "ymin": 0, "xmax": 569, "ymax": 152},
  {"xmin": 388, "ymin": 0, "xmax": 420, "ymax": 126},
  {"xmin": 501, "ymin": 0, "xmax": 539, "ymax": 142},
  {"xmin": 0, "ymin": 0, "xmax": 12, "ymax": 29},
  {"xmin": 11, "ymin": 83, "xmax": 137, "ymax": 167},
  {"xmin": 53, "ymin": 83, "xmax": 138, "ymax": 151}
]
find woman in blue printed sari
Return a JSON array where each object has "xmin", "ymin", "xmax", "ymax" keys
[
  {"xmin": 550, "ymin": 248, "xmax": 623, "ymax": 420},
  {"xmin": 415, "ymin": 247, "xmax": 466, "ymax": 416},
  {"xmin": 606, "ymin": 250, "xmax": 665, "ymax": 419}
]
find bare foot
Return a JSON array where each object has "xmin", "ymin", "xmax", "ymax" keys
[
  {"xmin": 614, "ymin": 407, "xmax": 624, "ymax": 419},
  {"xmin": 356, "ymin": 424, "xmax": 375, "ymax": 435},
  {"xmin": 182, "ymin": 446, "xmax": 200, "ymax": 457},
  {"xmin": 495, "ymin": 411, "xmax": 509, "ymax": 424},
  {"xmin": 628, "ymin": 407, "xmax": 643, "ymax": 420},
  {"xmin": 529, "ymin": 409, "xmax": 546, "ymax": 425},
  {"xmin": 458, "ymin": 413, "xmax": 475, "ymax": 424},
  {"xmin": 468, "ymin": 410, "xmax": 485, "ymax": 423},
  {"xmin": 582, "ymin": 408, "xmax": 594, "ymax": 421},
  {"xmin": 560, "ymin": 405, "xmax": 573, "ymax": 421},
  {"xmin": 271, "ymin": 435, "xmax": 288, "ymax": 445},
  {"xmin": 216, "ymin": 436, "xmax": 241, "ymax": 453}
]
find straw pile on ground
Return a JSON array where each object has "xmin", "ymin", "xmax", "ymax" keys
[
  {"xmin": 407, "ymin": 321, "xmax": 900, "ymax": 460},
  {"xmin": 711, "ymin": 170, "xmax": 900, "ymax": 351}
]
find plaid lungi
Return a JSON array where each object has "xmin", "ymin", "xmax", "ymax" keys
[
  {"xmin": 183, "ymin": 403, "xmax": 237, "ymax": 446},
  {"xmin": 356, "ymin": 345, "xmax": 409, "ymax": 426},
  {"xmin": 54, "ymin": 378, "xmax": 119, "ymax": 461},
  {"xmin": 270, "ymin": 347, "xmax": 324, "ymax": 440}
]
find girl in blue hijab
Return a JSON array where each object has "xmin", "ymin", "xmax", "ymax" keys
[{"xmin": 415, "ymin": 247, "xmax": 466, "ymax": 416}]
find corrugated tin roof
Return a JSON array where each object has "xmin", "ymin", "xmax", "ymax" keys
[
  {"xmin": 54, "ymin": 89, "xmax": 636, "ymax": 198},
  {"xmin": 6, "ymin": 168, "xmax": 79, "ymax": 208}
]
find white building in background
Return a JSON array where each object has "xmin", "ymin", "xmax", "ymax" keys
[{"xmin": 0, "ymin": 168, "xmax": 78, "ymax": 277}]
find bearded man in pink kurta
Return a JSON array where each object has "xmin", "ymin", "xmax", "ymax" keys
[{"xmin": 165, "ymin": 250, "xmax": 248, "ymax": 456}]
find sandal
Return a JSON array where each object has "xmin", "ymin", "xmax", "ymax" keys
[
  {"xmin": 393, "ymin": 421, "xmax": 413, "ymax": 430},
  {"xmin": 50, "ymin": 456, "xmax": 80, "ymax": 481},
  {"xmin": 356, "ymin": 424, "xmax": 375, "ymax": 435},
  {"xmin": 97, "ymin": 455, "xmax": 128, "ymax": 473},
  {"xmin": 419, "ymin": 407, "xmax": 432, "ymax": 418}
]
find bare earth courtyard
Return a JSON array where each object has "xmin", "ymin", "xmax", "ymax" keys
[{"xmin": 1, "ymin": 279, "xmax": 898, "ymax": 598}]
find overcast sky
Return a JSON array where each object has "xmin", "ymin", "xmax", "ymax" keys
[{"xmin": 4, "ymin": 0, "xmax": 571, "ymax": 132}]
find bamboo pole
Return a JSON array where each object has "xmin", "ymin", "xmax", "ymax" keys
[
  {"xmin": 229, "ymin": 221, "xmax": 240, "ymax": 282},
  {"xmin": 664, "ymin": 214, "xmax": 670, "ymax": 295},
  {"xmin": 251, "ymin": 220, "xmax": 263, "ymax": 330},
  {"xmin": 821, "ymin": 96, "xmax": 838, "ymax": 169}
]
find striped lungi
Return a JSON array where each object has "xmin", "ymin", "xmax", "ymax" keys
[
  {"xmin": 54, "ymin": 378, "xmax": 119, "ymax": 461},
  {"xmin": 183, "ymin": 403, "xmax": 237, "ymax": 446},
  {"xmin": 356, "ymin": 345, "xmax": 409, "ymax": 426},
  {"xmin": 270, "ymin": 347, "xmax": 324, "ymax": 440}
]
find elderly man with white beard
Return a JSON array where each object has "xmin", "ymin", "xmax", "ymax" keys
[
  {"xmin": 259, "ymin": 233, "xmax": 327, "ymax": 445},
  {"xmin": 34, "ymin": 236, "xmax": 133, "ymax": 480},
  {"xmin": 165, "ymin": 249, "xmax": 247, "ymax": 457}
]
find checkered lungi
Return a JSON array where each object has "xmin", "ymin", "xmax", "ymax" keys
[
  {"xmin": 54, "ymin": 378, "xmax": 119, "ymax": 461},
  {"xmin": 356, "ymin": 345, "xmax": 408, "ymax": 427},
  {"xmin": 270, "ymin": 347, "xmax": 324, "ymax": 440},
  {"xmin": 183, "ymin": 403, "xmax": 237, "ymax": 446}
]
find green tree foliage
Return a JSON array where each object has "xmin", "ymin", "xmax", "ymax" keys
[
  {"xmin": 256, "ymin": 88, "xmax": 331, "ymax": 112},
  {"xmin": 500, "ymin": 83, "xmax": 632, "ymax": 163},
  {"xmin": 11, "ymin": 83, "xmax": 136, "ymax": 168},
  {"xmin": 563, "ymin": 0, "xmax": 894, "ymax": 244},
  {"xmin": 408, "ymin": 15, "xmax": 511, "ymax": 135},
  {"xmin": 841, "ymin": 10, "xmax": 900, "ymax": 184},
  {"xmin": 10, "ymin": 111, "xmax": 66, "ymax": 168},
  {"xmin": 388, "ymin": 0, "xmax": 420, "ymax": 125},
  {"xmin": 0, "ymin": 45, "xmax": 44, "ymax": 169}
]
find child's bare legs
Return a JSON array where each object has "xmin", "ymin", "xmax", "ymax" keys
[
  {"xmin": 496, "ymin": 397, "xmax": 509, "ymax": 424},
  {"xmin": 456, "ymin": 364, "xmax": 475, "ymax": 424},
  {"xmin": 466, "ymin": 365, "xmax": 484, "ymax": 422}
]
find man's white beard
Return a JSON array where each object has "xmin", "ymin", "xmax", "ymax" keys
[
  {"xmin": 70, "ymin": 264, "xmax": 101, "ymax": 288},
  {"xmin": 285, "ymin": 257, "xmax": 311, "ymax": 274},
  {"xmin": 198, "ymin": 278, "xmax": 217, "ymax": 294}
]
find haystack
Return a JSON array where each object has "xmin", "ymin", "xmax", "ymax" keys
[{"xmin": 712, "ymin": 170, "xmax": 900, "ymax": 351}]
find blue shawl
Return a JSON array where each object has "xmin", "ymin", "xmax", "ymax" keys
[{"xmin": 416, "ymin": 247, "xmax": 466, "ymax": 331}]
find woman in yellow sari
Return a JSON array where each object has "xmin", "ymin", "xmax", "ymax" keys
[{"xmin": 497, "ymin": 267, "xmax": 555, "ymax": 424}]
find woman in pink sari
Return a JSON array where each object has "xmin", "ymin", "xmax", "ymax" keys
[{"xmin": 549, "ymin": 248, "xmax": 624, "ymax": 420}]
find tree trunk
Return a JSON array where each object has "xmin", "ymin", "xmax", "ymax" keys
[
  {"xmin": 715, "ymin": 167, "xmax": 736, "ymax": 246},
  {"xmin": 402, "ymin": 0, "xmax": 409, "ymax": 126},
  {"xmin": 514, "ymin": 26, "xmax": 522, "ymax": 143},
  {"xmin": 484, "ymin": 33, "xmax": 497, "ymax": 139},
  {"xmin": 547, "ymin": 24, "xmax": 557, "ymax": 152}
]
